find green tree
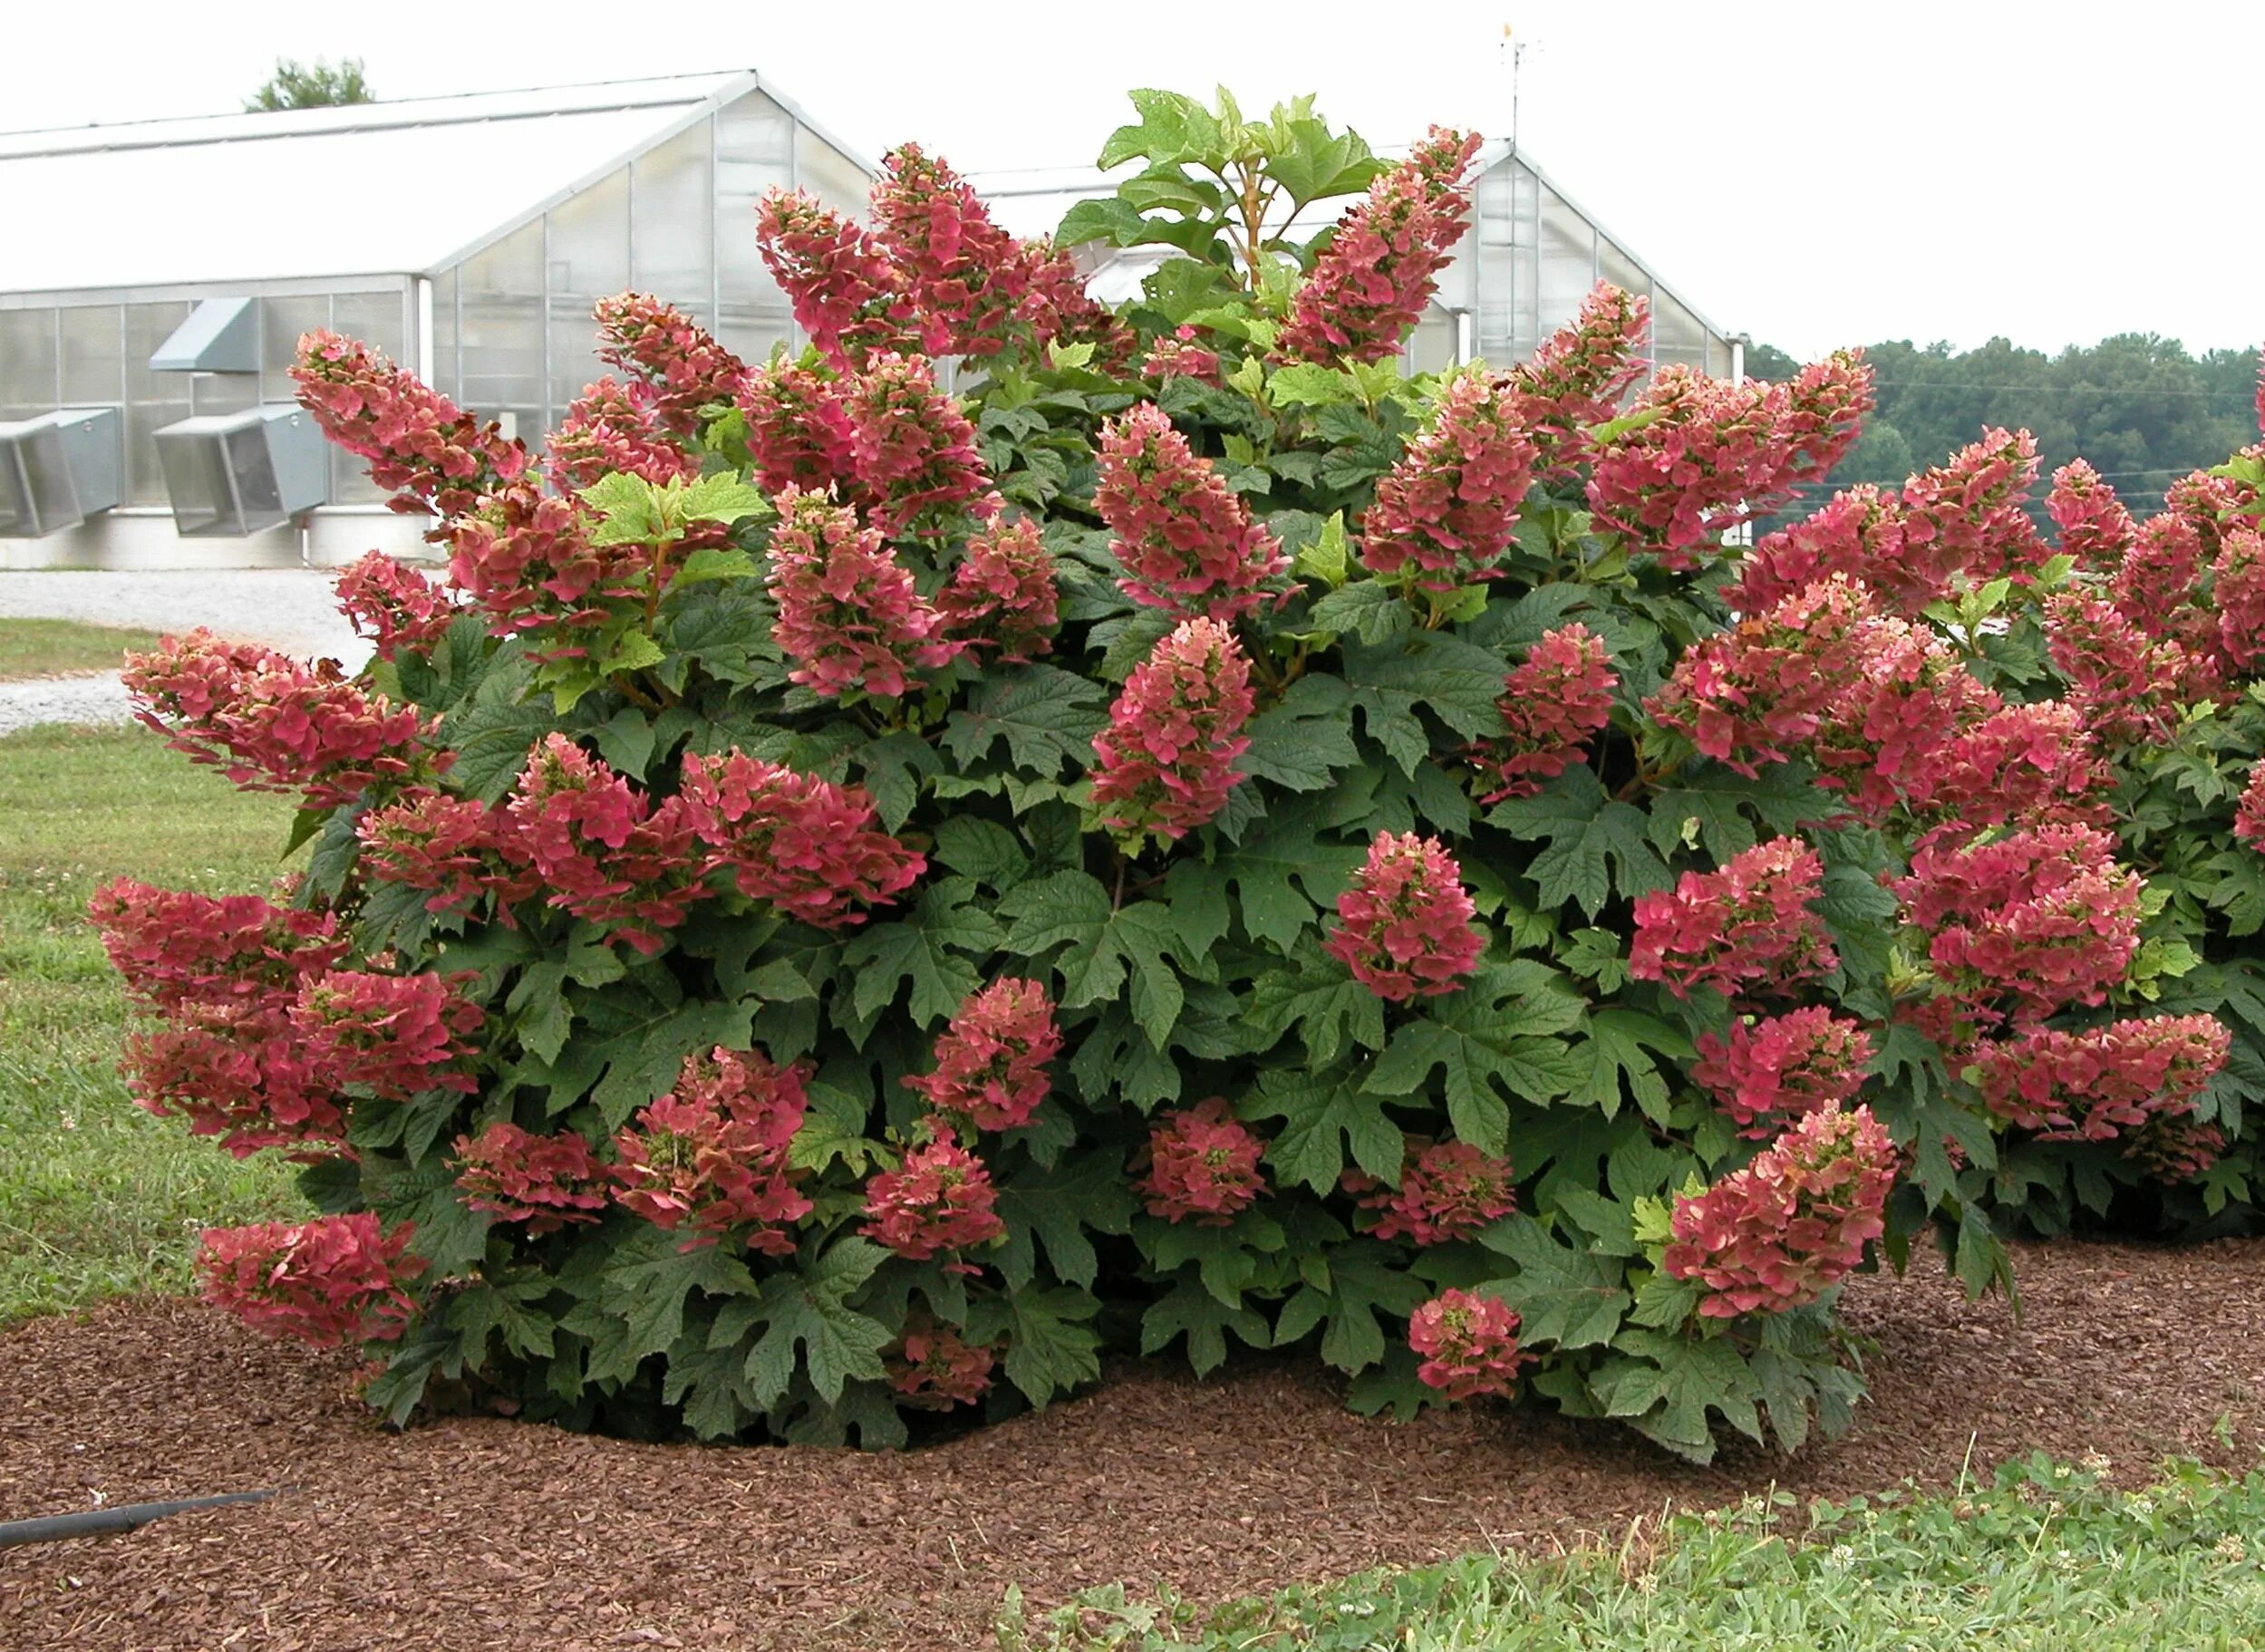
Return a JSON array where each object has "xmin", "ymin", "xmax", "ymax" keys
[{"xmin": 244, "ymin": 57, "xmax": 374, "ymax": 112}]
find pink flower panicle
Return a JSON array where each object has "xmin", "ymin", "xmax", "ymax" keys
[
  {"xmin": 905, "ymin": 978, "xmax": 1062, "ymax": 1131},
  {"xmin": 2111, "ymin": 510, "xmax": 2209, "ymax": 649},
  {"xmin": 1502, "ymin": 284, "xmax": 1651, "ymax": 469},
  {"xmin": 2237, "ymin": 763, "xmax": 2265, "ymax": 850},
  {"xmin": 754, "ymin": 189, "xmax": 919, "ymax": 372},
  {"xmin": 1359, "ymin": 372, "xmax": 1540, "ymax": 593},
  {"xmin": 889, "ymin": 1324, "xmax": 996, "ymax": 1409},
  {"xmin": 89, "ymin": 879, "xmax": 345, "ymax": 1015},
  {"xmin": 1892, "ymin": 822, "xmax": 2144, "ymax": 1028},
  {"xmin": 936, "ymin": 517, "xmax": 1060, "ymax": 663},
  {"xmin": 1141, "ymin": 325, "xmax": 1223, "ymax": 383},
  {"xmin": 765, "ymin": 488, "xmax": 959, "ymax": 700},
  {"xmin": 1631, "ymin": 837, "xmax": 1837, "ymax": 1001},
  {"xmin": 1010, "ymin": 237, "xmax": 1138, "ymax": 368},
  {"xmin": 1900, "ymin": 428, "xmax": 2047, "ymax": 586},
  {"xmin": 1970, "ymin": 1016, "xmax": 2229, "ymax": 1144},
  {"xmin": 869, "ymin": 141, "xmax": 1024, "ymax": 356},
  {"xmin": 1138, "ymin": 1098, "xmax": 1267, "ymax": 1225},
  {"xmin": 592, "ymin": 293, "xmax": 749, "ymax": 434},
  {"xmin": 1587, "ymin": 365, "xmax": 1856, "ymax": 565},
  {"xmin": 123, "ymin": 1009, "xmax": 340, "ymax": 1157},
  {"xmin": 442, "ymin": 482, "xmax": 612, "ymax": 639},
  {"xmin": 611, "ymin": 1048, "xmax": 813, "ymax": 1253},
  {"xmin": 1647, "ymin": 575, "xmax": 1880, "ymax": 774},
  {"xmin": 1692, "ymin": 1009, "xmax": 1875, "ymax": 1139},
  {"xmin": 735, "ymin": 357, "xmax": 861, "ymax": 499},
  {"xmin": 1407, "ymin": 1289, "xmax": 1529, "ymax": 1400},
  {"xmin": 123, "ymin": 631, "xmax": 438, "ymax": 807},
  {"xmin": 291, "ymin": 970, "xmax": 483, "ymax": 1100},
  {"xmin": 198, "ymin": 1213, "xmax": 425, "ymax": 1348},
  {"xmin": 1093, "ymin": 403, "xmax": 1288, "ymax": 621},
  {"xmin": 1278, "ymin": 128, "xmax": 1481, "ymax": 366},
  {"xmin": 677, "ymin": 749, "xmax": 924, "ymax": 929},
  {"xmin": 1347, "ymin": 1141, "xmax": 1517, "ymax": 1245},
  {"xmin": 505, "ymin": 733, "xmax": 705, "ymax": 953},
  {"xmin": 861, "ymin": 1139, "xmax": 1005, "ymax": 1261},
  {"xmin": 843, "ymin": 352, "xmax": 998, "ymax": 536},
  {"xmin": 333, "ymin": 553, "xmax": 463, "ymax": 662},
  {"xmin": 1089, "ymin": 617, "xmax": 1256, "ymax": 841},
  {"xmin": 291, "ymin": 331, "xmax": 528, "ymax": 520},
  {"xmin": 2212, "ymin": 527, "xmax": 2265, "ymax": 673},
  {"xmin": 1476, "ymin": 623, "xmax": 1617, "ymax": 803},
  {"xmin": 2045, "ymin": 590, "xmax": 2196, "ymax": 749},
  {"xmin": 1805, "ymin": 617, "xmax": 1999, "ymax": 820},
  {"xmin": 2046, "ymin": 459, "xmax": 2137, "ymax": 575},
  {"xmin": 1324, "ymin": 831, "xmax": 1486, "ymax": 1001},
  {"xmin": 1731, "ymin": 486, "xmax": 1931, "ymax": 616},
  {"xmin": 1664, "ymin": 1105, "xmax": 1897, "ymax": 1319},
  {"xmin": 357, "ymin": 789, "xmax": 542, "ymax": 922},
  {"xmin": 547, "ymin": 376, "xmax": 702, "ymax": 490},
  {"xmin": 453, "ymin": 1121, "xmax": 612, "ymax": 1233}
]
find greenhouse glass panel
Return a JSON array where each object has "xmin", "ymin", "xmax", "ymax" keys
[
  {"xmin": 331, "ymin": 293, "xmax": 409, "ymax": 501},
  {"xmin": 60, "ymin": 305, "xmax": 122, "ymax": 410},
  {"xmin": 1596, "ymin": 239, "xmax": 1652, "ymax": 318},
  {"xmin": 261, "ymin": 295, "xmax": 329, "ymax": 404},
  {"xmin": 458, "ymin": 217, "xmax": 545, "ymax": 449},
  {"xmin": 124, "ymin": 303, "xmax": 192, "ymax": 507},
  {"xmin": 430, "ymin": 268, "xmax": 459, "ymax": 400},
  {"xmin": 1535, "ymin": 186, "xmax": 1598, "ymax": 348},
  {"xmin": 547, "ymin": 165, "xmax": 633, "ymax": 423},
  {"xmin": 0, "ymin": 309, "xmax": 58, "ymax": 420},
  {"xmin": 190, "ymin": 372, "xmax": 259, "ymax": 419},
  {"xmin": 796, "ymin": 124, "xmax": 871, "ymax": 220},
  {"xmin": 1652, "ymin": 291, "xmax": 1710, "ymax": 376},
  {"xmin": 1404, "ymin": 308, "xmax": 1457, "ymax": 375},
  {"xmin": 715, "ymin": 91, "xmax": 796, "ymax": 364},
  {"xmin": 634, "ymin": 121, "xmax": 714, "ymax": 320}
]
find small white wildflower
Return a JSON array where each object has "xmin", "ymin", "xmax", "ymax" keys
[
  {"xmin": 2217, "ymin": 1533, "xmax": 2247, "ymax": 1563},
  {"xmin": 2080, "ymin": 1451, "xmax": 2112, "ymax": 1474}
]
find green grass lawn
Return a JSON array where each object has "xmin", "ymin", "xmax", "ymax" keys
[
  {"xmin": 1006, "ymin": 1455, "xmax": 2265, "ymax": 1651},
  {"xmin": 0, "ymin": 616, "xmax": 162, "ymax": 680},
  {"xmin": 0, "ymin": 725, "xmax": 305, "ymax": 1319}
]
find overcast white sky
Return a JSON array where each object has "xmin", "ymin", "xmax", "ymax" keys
[{"xmin": 8, "ymin": 0, "xmax": 2258, "ymax": 360}]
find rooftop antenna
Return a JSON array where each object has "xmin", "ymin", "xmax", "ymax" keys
[{"xmin": 1503, "ymin": 23, "xmax": 1525, "ymax": 159}]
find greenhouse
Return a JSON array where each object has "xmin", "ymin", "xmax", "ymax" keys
[
  {"xmin": 0, "ymin": 76, "xmax": 1735, "ymax": 570},
  {"xmin": 975, "ymin": 139, "xmax": 1737, "ymax": 382},
  {"xmin": 0, "ymin": 71, "xmax": 876, "ymax": 568}
]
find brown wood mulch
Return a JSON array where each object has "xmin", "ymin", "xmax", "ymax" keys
[{"xmin": 2, "ymin": 1237, "xmax": 2261, "ymax": 1652}]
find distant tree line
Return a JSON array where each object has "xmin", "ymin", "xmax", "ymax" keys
[{"xmin": 1744, "ymin": 333, "xmax": 2261, "ymax": 523}]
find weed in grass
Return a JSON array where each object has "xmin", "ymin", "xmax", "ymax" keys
[
  {"xmin": 0, "ymin": 618, "xmax": 161, "ymax": 681},
  {"xmin": 0, "ymin": 726, "xmax": 305, "ymax": 1319}
]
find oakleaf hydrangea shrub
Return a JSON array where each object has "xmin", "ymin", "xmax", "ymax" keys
[{"xmin": 96, "ymin": 88, "xmax": 2236, "ymax": 1465}]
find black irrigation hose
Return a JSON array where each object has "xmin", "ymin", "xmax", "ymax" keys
[{"xmin": 0, "ymin": 1488, "xmax": 287, "ymax": 1549}]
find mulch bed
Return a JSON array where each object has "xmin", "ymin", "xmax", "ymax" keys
[{"xmin": 3, "ymin": 1238, "xmax": 2261, "ymax": 1651}]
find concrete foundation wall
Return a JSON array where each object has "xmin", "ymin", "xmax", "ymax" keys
[{"xmin": 0, "ymin": 508, "xmax": 439, "ymax": 571}]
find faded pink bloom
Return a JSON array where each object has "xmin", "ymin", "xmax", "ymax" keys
[
  {"xmin": 547, "ymin": 376, "xmax": 701, "ymax": 490},
  {"xmin": 610, "ymin": 1048, "xmax": 812, "ymax": 1253},
  {"xmin": 2046, "ymin": 459, "xmax": 2136, "ymax": 575},
  {"xmin": 592, "ymin": 294, "xmax": 749, "ymax": 433},
  {"xmin": 1324, "ymin": 832, "xmax": 1486, "ymax": 1000},
  {"xmin": 1900, "ymin": 428, "xmax": 2047, "ymax": 586},
  {"xmin": 937, "ymin": 517, "xmax": 1060, "ymax": 663},
  {"xmin": 1359, "ymin": 372, "xmax": 1539, "ymax": 592},
  {"xmin": 1089, "ymin": 617, "xmax": 1255, "ymax": 841},
  {"xmin": 292, "ymin": 331, "xmax": 528, "ymax": 519},
  {"xmin": 678, "ymin": 749, "xmax": 924, "ymax": 929},
  {"xmin": 754, "ymin": 189, "xmax": 919, "ymax": 372},
  {"xmin": 1138, "ymin": 1098, "xmax": 1267, "ymax": 1225},
  {"xmin": 1407, "ymin": 1290, "xmax": 1529, "ymax": 1400},
  {"xmin": 333, "ymin": 553, "xmax": 463, "ymax": 662},
  {"xmin": 198, "ymin": 1214, "xmax": 424, "ymax": 1348},
  {"xmin": 1093, "ymin": 403, "xmax": 1287, "ymax": 621},
  {"xmin": 1664, "ymin": 1106, "xmax": 1897, "ymax": 1318},
  {"xmin": 904, "ymin": 978, "xmax": 1062, "ymax": 1132},
  {"xmin": 843, "ymin": 352, "xmax": 998, "ymax": 536},
  {"xmin": 735, "ymin": 357, "xmax": 861, "ymax": 499},
  {"xmin": 1692, "ymin": 1010, "xmax": 1874, "ymax": 1139},
  {"xmin": 1278, "ymin": 128, "xmax": 1482, "ymax": 366},
  {"xmin": 1631, "ymin": 837, "xmax": 1836, "ymax": 1001},
  {"xmin": 1969, "ymin": 1016, "xmax": 2229, "ymax": 1144},
  {"xmin": 1476, "ymin": 623, "xmax": 1616, "ymax": 802},
  {"xmin": 861, "ymin": 1140, "xmax": 1005, "ymax": 1261},
  {"xmin": 1346, "ymin": 1140, "xmax": 1517, "ymax": 1245},
  {"xmin": 764, "ymin": 488, "xmax": 958, "ymax": 699},
  {"xmin": 454, "ymin": 1122, "xmax": 611, "ymax": 1234}
]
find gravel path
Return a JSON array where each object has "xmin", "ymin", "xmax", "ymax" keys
[{"xmin": 0, "ymin": 570, "xmax": 368, "ymax": 736}]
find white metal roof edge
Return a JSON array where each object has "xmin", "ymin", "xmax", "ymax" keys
[
  {"xmin": 0, "ymin": 72, "xmax": 748, "ymax": 158},
  {"xmin": 417, "ymin": 68, "xmax": 884, "ymax": 283}
]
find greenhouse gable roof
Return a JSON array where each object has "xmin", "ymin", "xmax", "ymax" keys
[{"xmin": 0, "ymin": 71, "xmax": 870, "ymax": 297}]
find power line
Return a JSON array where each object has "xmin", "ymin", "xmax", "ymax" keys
[{"xmin": 1870, "ymin": 378, "xmax": 2257, "ymax": 401}]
